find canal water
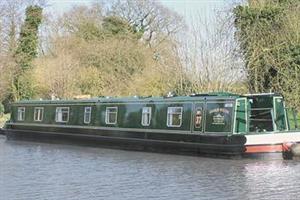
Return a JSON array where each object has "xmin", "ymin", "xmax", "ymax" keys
[{"xmin": 1, "ymin": 135, "xmax": 300, "ymax": 200}]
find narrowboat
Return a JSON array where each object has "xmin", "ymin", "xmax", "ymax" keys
[{"xmin": 2, "ymin": 92, "xmax": 300, "ymax": 159}]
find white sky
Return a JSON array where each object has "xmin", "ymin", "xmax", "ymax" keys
[{"xmin": 46, "ymin": 0, "xmax": 240, "ymax": 20}]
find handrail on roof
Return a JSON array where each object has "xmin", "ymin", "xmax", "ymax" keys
[
  {"xmin": 244, "ymin": 92, "xmax": 279, "ymax": 96},
  {"xmin": 190, "ymin": 92, "xmax": 239, "ymax": 97}
]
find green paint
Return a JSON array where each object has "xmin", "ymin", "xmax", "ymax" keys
[
  {"xmin": 235, "ymin": 98, "xmax": 247, "ymax": 134},
  {"xmin": 274, "ymin": 97, "xmax": 288, "ymax": 131},
  {"xmin": 205, "ymin": 102, "xmax": 234, "ymax": 133},
  {"xmin": 8, "ymin": 93, "xmax": 296, "ymax": 135},
  {"xmin": 193, "ymin": 103, "xmax": 204, "ymax": 133}
]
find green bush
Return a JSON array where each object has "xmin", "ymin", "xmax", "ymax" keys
[{"xmin": 287, "ymin": 108, "xmax": 300, "ymax": 130}]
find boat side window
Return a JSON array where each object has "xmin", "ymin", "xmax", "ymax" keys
[
  {"xmin": 249, "ymin": 108, "xmax": 273, "ymax": 132},
  {"xmin": 167, "ymin": 107, "xmax": 183, "ymax": 127},
  {"xmin": 195, "ymin": 107, "xmax": 203, "ymax": 128},
  {"xmin": 141, "ymin": 107, "xmax": 152, "ymax": 126},
  {"xmin": 55, "ymin": 107, "xmax": 69, "ymax": 123},
  {"xmin": 17, "ymin": 107, "xmax": 25, "ymax": 121},
  {"xmin": 84, "ymin": 107, "xmax": 92, "ymax": 124},
  {"xmin": 105, "ymin": 107, "xmax": 118, "ymax": 124},
  {"xmin": 34, "ymin": 107, "xmax": 44, "ymax": 122}
]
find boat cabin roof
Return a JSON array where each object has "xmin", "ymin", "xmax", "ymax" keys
[{"xmin": 12, "ymin": 92, "xmax": 283, "ymax": 105}]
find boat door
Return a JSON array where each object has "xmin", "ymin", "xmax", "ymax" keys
[
  {"xmin": 273, "ymin": 96, "xmax": 288, "ymax": 131},
  {"xmin": 192, "ymin": 103, "xmax": 204, "ymax": 133},
  {"xmin": 234, "ymin": 98, "xmax": 248, "ymax": 134}
]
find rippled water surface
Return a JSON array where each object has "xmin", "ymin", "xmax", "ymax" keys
[{"xmin": 1, "ymin": 136, "xmax": 300, "ymax": 200}]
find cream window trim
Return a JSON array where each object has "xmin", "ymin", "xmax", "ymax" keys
[
  {"xmin": 84, "ymin": 107, "xmax": 92, "ymax": 124},
  {"xmin": 141, "ymin": 107, "xmax": 152, "ymax": 126},
  {"xmin": 55, "ymin": 107, "xmax": 69, "ymax": 123},
  {"xmin": 17, "ymin": 107, "xmax": 26, "ymax": 121},
  {"xmin": 34, "ymin": 107, "xmax": 44, "ymax": 122},
  {"xmin": 105, "ymin": 107, "xmax": 118, "ymax": 125},
  {"xmin": 167, "ymin": 107, "xmax": 183, "ymax": 127}
]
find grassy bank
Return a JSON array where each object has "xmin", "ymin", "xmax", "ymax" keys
[{"xmin": 0, "ymin": 114, "xmax": 10, "ymax": 128}]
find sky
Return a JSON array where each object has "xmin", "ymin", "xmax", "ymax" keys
[
  {"xmin": 47, "ymin": 0, "xmax": 241, "ymax": 22},
  {"xmin": 160, "ymin": 0, "xmax": 234, "ymax": 17}
]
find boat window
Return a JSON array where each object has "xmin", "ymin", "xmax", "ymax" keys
[
  {"xmin": 84, "ymin": 107, "xmax": 92, "ymax": 124},
  {"xmin": 194, "ymin": 107, "xmax": 203, "ymax": 128},
  {"xmin": 248, "ymin": 96, "xmax": 275, "ymax": 132},
  {"xmin": 249, "ymin": 108, "xmax": 273, "ymax": 132},
  {"xmin": 167, "ymin": 107, "xmax": 183, "ymax": 127},
  {"xmin": 205, "ymin": 102, "xmax": 233, "ymax": 132},
  {"xmin": 17, "ymin": 107, "xmax": 25, "ymax": 121},
  {"xmin": 141, "ymin": 107, "xmax": 152, "ymax": 126},
  {"xmin": 34, "ymin": 107, "xmax": 44, "ymax": 122},
  {"xmin": 55, "ymin": 107, "xmax": 69, "ymax": 123},
  {"xmin": 105, "ymin": 107, "xmax": 118, "ymax": 124}
]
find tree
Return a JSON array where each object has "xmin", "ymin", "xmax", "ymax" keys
[
  {"xmin": 172, "ymin": 9, "xmax": 246, "ymax": 94},
  {"xmin": 0, "ymin": 0, "xmax": 46, "ymax": 54},
  {"xmin": 110, "ymin": 0, "xmax": 184, "ymax": 47},
  {"xmin": 13, "ymin": 5, "xmax": 43, "ymax": 100},
  {"xmin": 34, "ymin": 38, "xmax": 81, "ymax": 99},
  {"xmin": 0, "ymin": 1, "xmax": 45, "ymax": 112},
  {"xmin": 0, "ymin": 0, "xmax": 26, "ymax": 54},
  {"xmin": 15, "ymin": 5, "xmax": 43, "ymax": 71},
  {"xmin": 34, "ymin": 3, "xmax": 186, "ymax": 98},
  {"xmin": 234, "ymin": 0, "xmax": 300, "ymax": 109},
  {"xmin": 102, "ymin": 16, "xmax": 137, "ymax": 38}
]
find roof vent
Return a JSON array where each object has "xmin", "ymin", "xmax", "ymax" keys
[{"xmin": 165, "ymin": 91, "xmax": 176, "ymax": 98}]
